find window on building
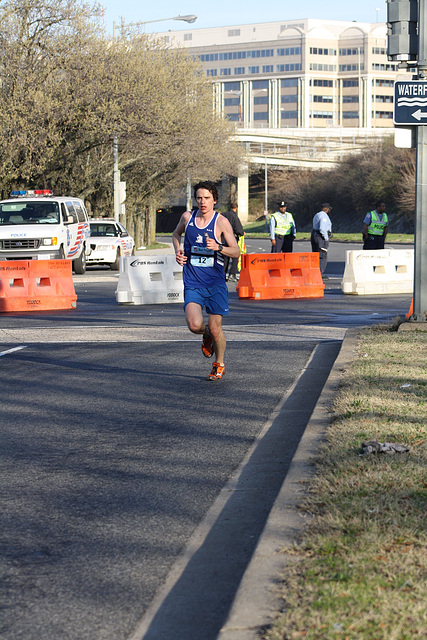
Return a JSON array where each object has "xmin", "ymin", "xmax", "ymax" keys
[
  {"xmin": 343, "ymin": 79, "xmax": 359, "ymax": 87},
  {"xmin": 310, "ymin": 47, "xmax": 336, "ymax": 55},
  {"xmin": 374, "ymin": 111, "xmax": 393, "ymax": 118},
  {"xmin": 281, "ymin": 94, "xmax": 298, "ymax": 103},
  {"xmin": 313, "ymin": 95, "xmax": 333, "ymax": 103},
  {"xmin": 220, "ymin": 68, "xmax": 231, "ymax": 76},
  {"xmin": 254, "ymin": 111, "xmax": 268, "ymax": 120},
  {"xmin": 343, "ymin": 96, "xmax": 359, "ymax": 103},
  {"xmin": 254, "ymin": 96, "xmax": 268, "ymax": 105},
  {"xmin": 372, "ymin": 47, "xmax": 386, "ymax": 55},
  {"xmin": 249, "ymin": 66, "xmax": 260, "ymax": 74},
  {"xmin": 228, "ymin": 29, "xmax": 240, "ymax": 37},
  {"xmin": 372, "ymin": 63, "xmax": 398, "ymax": 71},
  {"xmin": 310, "ymin": 63, "xmax": 337, "ymax": 71},
  {"xmin": 253, "ymin": 80, "xmax": 269, "ymax": 90},
  {"xmin": 342, "ymin": 111, "xmax": 359, "ymax": 119},
  {"xmin": 224, "ymin": 98, "xmax": 241, "ymax": 106},
  {"xmin": 375, "ymin": 95, "xmax": 394, "ymax": 103},
  {"xmin": 311, "ymin": 111, "xmax": 334, "ymax": 119},
  {"xmin": 282, "ymin": 78, "xmax": 299, "ymax": 87},
  {"xmin": 206, "ymin": 69, "xmax": 217, "ymax": 77},
  {"xmin": 339, "ymin": 48, "xmax": 363, "ymax": 56},
  {"xmin": 312, "ymin": 79, "xmax": 334, "ymax": 87},
  {"xmin": 375, "ymin": 79, "xmax": 394, "ymax": 87},
  {"xmin": 201, "ymin": 53, "xmax": 219, "ymax": 62},
  {"xmin": 281, "ymin": 110, "xmax": 298, "ymax": 119},
  {"xmin": 277, "ymin": 47, "xmax": 302, "ymax": 56},
  {"xmin": 224, "ymin": 81, "xmax": 241, "ymax": 91},
  {"xmin": 247, "ymin": 49, "xmax": 274, "ymax": 58},
  {"xmin": 184, "ymin": 33, "xmax": 192, "ymax": 41},
  {"xmin": 339, "ymin": 64, "xmax": 364, "ymax": 72},
  {"xmin": 234, "ymin": 67, "xmax": 245, "ymax": 75},
  {"xmin": 262, "ymin": 65, "xmax": 274, "ymax": 73},
  {"xmin": 277, "ymin": 63, "xmax": 302, "ymax": 72}
]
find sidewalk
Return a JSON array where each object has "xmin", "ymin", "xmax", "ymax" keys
[{"xmin": 216, "ymin": 328, "xmax": 360, "ymax": 639}]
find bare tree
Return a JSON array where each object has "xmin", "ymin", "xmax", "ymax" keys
[
  {"xmin": 0, "ymin": 2, "xmax": 244, "ymax": 245},
  {"xmin": 267, "ymin": 139, "xmax": 415, "ymax": 232}
]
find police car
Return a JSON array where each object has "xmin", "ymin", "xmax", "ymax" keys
[
  {"xmin": 0, "ymin": 190, "xmax": 91, "ymax": 273},
  {"xmin": 87, "ymin": 219, "xmax": 135, "ymax": 270}
]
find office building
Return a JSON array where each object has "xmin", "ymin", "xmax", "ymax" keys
[{"xmin": 158, "ymin": 18, "xmax": 409, "ymax": 129}]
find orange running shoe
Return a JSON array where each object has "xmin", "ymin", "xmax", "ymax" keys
[
  {"xmin": 206, "ymin": 362, "xmax": 225, "ymax": 381},
  {"xmin": 201, "ymin": 334, "xmax": 214, "ymax": 358}
]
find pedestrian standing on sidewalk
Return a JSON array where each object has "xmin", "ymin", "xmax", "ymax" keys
[
  {"xmin": 311, "ymin": 203, "xmax": 332, "ymax": 276},
  {"xmin": 173, "ymin": 181, "xmax": 240, "ymax": 381},
  {"xmin": 221, "ymin": 202, "xmax": 245, "ymax": 282},
  {"xmin": 270, "ymin": 201, "xmax": 296, "ymax": 253},
  {"xmin": 363, "ymin": 201, "xmax": 388, "ymax": 250}
]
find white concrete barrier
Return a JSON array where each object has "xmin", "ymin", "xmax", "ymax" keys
[
  {"xmin": 116, "ymin": 255, "xmax": 183, "ymax": 304},
  {"xmin": 341, "ymin": 249, "xmax": 413, "ymax": 295}
]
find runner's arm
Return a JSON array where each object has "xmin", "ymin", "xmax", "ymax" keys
[
  {"xmin": 173, "ymin": 211, "xmax": 191, "ymax": 265},
  {"xmin": 206, "ymin": 217, "xmax": 240, "ymax": 258}
]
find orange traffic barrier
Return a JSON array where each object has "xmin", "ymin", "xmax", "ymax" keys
[
  {"xmin": 405, "ymin": 298, "xmax": 413, "ymax": 320},
  {"xmin": 0, "ymin": 260, "xmax": 77, "ymax": 312},
  {"xmin": 236, "ymin": 252, "xmax": 324, "ymax": 300}
]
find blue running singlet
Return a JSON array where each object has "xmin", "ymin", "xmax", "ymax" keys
[{"xmin": 183, "ymin": 210, "xmax": 225, "ymax": 287}]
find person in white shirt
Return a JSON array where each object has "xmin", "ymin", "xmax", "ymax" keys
[{"xmin": 311, "ymin": 203, "xmax": 332, "ymax": 276}]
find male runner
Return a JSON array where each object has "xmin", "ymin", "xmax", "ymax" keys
[{"xmin": 173, "ymin": 181, "xmax": 240, "ymax": 380}]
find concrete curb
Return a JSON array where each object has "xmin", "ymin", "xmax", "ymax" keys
[{"xmin": 217, "ymin": 327, "xmax": 362, "ymax": 639}]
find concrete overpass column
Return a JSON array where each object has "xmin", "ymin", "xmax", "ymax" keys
[{"xmin": 237, "ymin": 163, "xmax": 249, "ymax": 224}]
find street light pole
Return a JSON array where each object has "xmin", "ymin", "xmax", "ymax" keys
[
  {"xmin": 264, "ymin": 157, "xmax": 269, "ymax": 231},
  {"xmin": 111, "ymin": 13, "xmax": 197, "ymax": 228},
  {"xmin": 113, "ymin": 14, "xmax": 197, "ymax": 39}
]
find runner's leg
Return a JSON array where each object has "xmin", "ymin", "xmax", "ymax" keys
[
  {"xmin": 185, "ymin": 302, "xmax": 207, "ymax": 335},
  {"xmin": 208, "ymin": 314, "xmax": 226, "ymax": 365}
]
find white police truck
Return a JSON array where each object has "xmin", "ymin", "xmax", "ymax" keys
[{"xmin": 0, "ymin": 190, "xmax": 91, "ymax": 274}]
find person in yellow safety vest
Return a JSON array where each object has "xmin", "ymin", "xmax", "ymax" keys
[
  {"xmin": 363, "ymin": 201, "xmax": 388, "ymax": 250},
  {"xmin": 270, "ymin": 201, "xmax": 296, "ymax": 253}
]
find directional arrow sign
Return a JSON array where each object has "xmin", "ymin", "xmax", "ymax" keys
[
  {"xmin": 394, "ymin": 82, "xmax": 427, "ymax": 125},
  {"xmin": 412, "ymin": 109, "xmax": 427, "ymax": 122}
]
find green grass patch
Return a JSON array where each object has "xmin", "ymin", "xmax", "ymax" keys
[
  {"xmin": 143, "ymin": 242, "xmax": 170, "ymax": 250},
  {"xmin": 242, "ymin": 222, "xmax": 414, "ymax": 244},
  {"xmin": 157, "ymin": 226, "xmax": 413, "ymax": 244},
  {"xmin": 263, "ymin": 327, "xmax": 427, "ymax": 640}
]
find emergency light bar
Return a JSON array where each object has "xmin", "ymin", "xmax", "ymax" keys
[{"xmin": 10, "ymin": 189, "xmax": 53, "ymax": 198}]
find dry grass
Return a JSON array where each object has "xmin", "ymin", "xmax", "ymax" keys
[{"xmin": 263, "ymin": 325, "xmax": 427, "ymax": 640}]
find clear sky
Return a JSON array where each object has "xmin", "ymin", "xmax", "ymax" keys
[{"xmin": 98, "ymin": 1, "xmax": 388, "ymax": 35}]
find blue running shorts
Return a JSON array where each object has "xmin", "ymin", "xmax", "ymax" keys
[{"xmin": 184, "ymin": 283, "xmax": 229, "ymax": 316}]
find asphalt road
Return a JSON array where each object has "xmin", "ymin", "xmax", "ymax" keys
[{"xmin": 0, "ymin": 240, "xmax": 413, "ymax": 640}]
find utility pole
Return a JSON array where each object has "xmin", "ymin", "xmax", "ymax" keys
[
  {"xmin": 113, "ymin": 136, "xmax": 120, "ymax": 223},
  {"xmin": 388, "ymin": 0, "xmax": 427, "ymax": 321},
  {"xmin": 413, "ymin": 0, "xmax": 427, "ymax": 321}
]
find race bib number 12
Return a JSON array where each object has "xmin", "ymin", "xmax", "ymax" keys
[{"xmin": 191, "ymin": 245, "xmax": 214, "ymax": 267}]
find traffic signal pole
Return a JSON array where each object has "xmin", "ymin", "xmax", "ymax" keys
[{"xmin": 413, "ymin": 0, "xmax": 427, "ymax": 321}]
